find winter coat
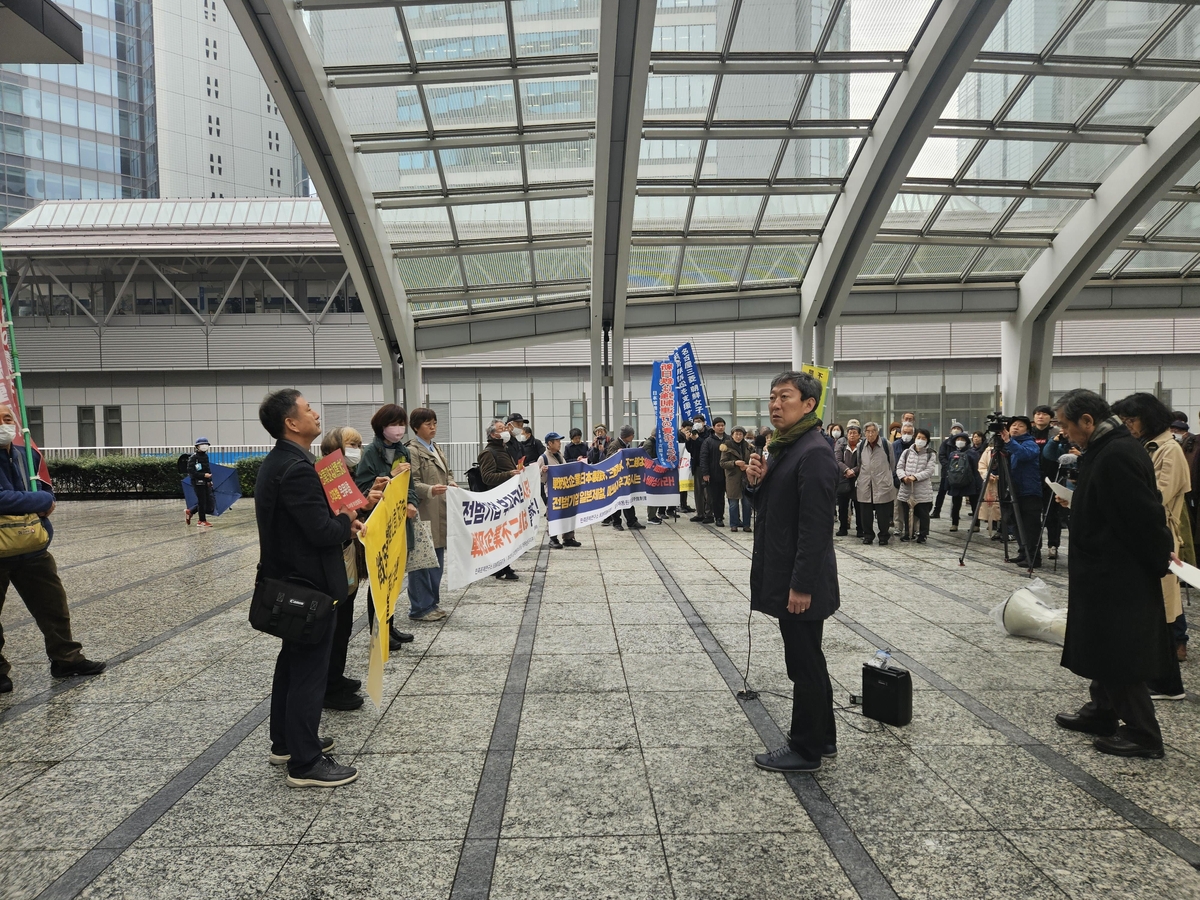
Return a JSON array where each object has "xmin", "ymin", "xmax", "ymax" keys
[
  {"xmin": 564, "ymin": 440, "xmax": 589, "ymax": 463},
  {"xmin": 720, "ymin": 437, "xmax": 752, "ymax": 500},
  {"xmin": 976, "ymin": 447, "xmax": 1003, "ymax": 523},
  {"xmin": 407, "ymin": 439, "xmax": 451, "ymax": 549},
  {"xmin": 1060, "ymin": 423, "xmax": 1173, "ymax": 685},
  {"xmin": 698, "ymin": 431, "xmax": 727, "ymax": 484},
  {"xmin": 1145, "ymin": 429, "xmax": 1191, "ymax": 623},
  {"xmin": 0, "ymin": 444, "xmax": 55, "ymax": 557},
  {"xmin": 747, "ymin": 426, "xmax": 839, "ymax": 621},
  {"xmin": 945, "ymin": 446, "xmax": 981, "ymax": 498},
  {"xmin": 513, "ymin": 436, "xmax": 544, "ymax": 468},
  {"xmin": 479, "ymin": 438, "xmax": 519, "ymax": 488},
  {"xmin": 586, "ymin": 436, "xmax": 613, "ymax": 465},
  {"xmin": 834, "ymin": 436, "xmax": 861, "ymax": 493},
  {"xmin": 1005, "ymin": 431, "xmax": 1043, "ymax": 498},
  {"xmin": 187, "ymin": 449, "xmax": 212, "ymax": 486},
  {"xmin": 355, "ymin": 435, "xmax": 419, "ymax": 548},
  {"xmin": 855, "ymin": 439, "xmax": 897, "ymax": 505},
  {"xmin": 684, "ymin": 428, "xmax": 708, "ymax": 464},
  {"xmin": 895, "ymin": 445, "xmax": 935, "ymax": 504}
]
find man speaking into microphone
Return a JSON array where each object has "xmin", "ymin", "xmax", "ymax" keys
[{"xmin": 745, "ymin": 371, "xmax": 840, "ymax": 773}]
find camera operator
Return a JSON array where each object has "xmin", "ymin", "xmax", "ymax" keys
[
  {"xmin": 1030, "ymin": 406, "xmax": 1064, "ymax": 559},
  {"xmin": 999, "ymin": 414, "xmax": 1044, "ymax": 567}
]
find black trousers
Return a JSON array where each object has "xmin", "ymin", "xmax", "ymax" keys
[
  {"xmin": 693, "ymin": 469, "xmax": 710, "ymax": 519},
  {"xmin": 933, "ymin": 473, "xmax": 948, "ymax": 514},
  {"xmin": 708, "ymin": 479, "xmax": 726, "ymax": 522},
  {"xmin": 778, "ymin": 617, "xmax": 836, "ymax": 762},
  {"xmin": 900, "ymin": 501, "xmax": 931, "ymax": 538},
  {"xmin": 270, "ymin": 616, "xmax": 335, "ymax": 773},
  {"xmin": 1015, "ymin": 494, "xmax": 1043, "ymax": 561},
  {"xmin": 859, "ymin": 501, "xmax": 893, "ymax": 542},
  {"xmin": 189, "ymin": 480, "xmax": 213, "ymax": 522},
  {"xmin": 837, "ymin": 489, "xmax": 857, "ymax": 533},
  {"xmin": 1041, "ymin": 485, "xmax": 1063, "ymax": 547},
  {"xmin": 949, "ymin": 493, "xmax": 978, "ymax": 525},
  {"xmin": 0, "ymin": 551, "xmax": 83, "ymax": 676},
  {"xmin": 326, "ymin": 584, "xmax": 356, "ymax": 693},
  {"xmin": 1082, "ymin": 679, "xmax": 1162, "ymax": 750}
]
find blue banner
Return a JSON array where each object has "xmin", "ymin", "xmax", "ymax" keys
[
  {"xmin": 545, "ymin": 448, "xmax": 679, "ymax": 536},
  {"xmin": 671, "ymin": 341, "xmax": 711, "ymax": 426},
  {"xmin": 651, "ymin": 359, "xmax": 680, "ymax": 468}
]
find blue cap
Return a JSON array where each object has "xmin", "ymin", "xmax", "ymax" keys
[
  {"xmin": 544, "ymin": 432, "xmax": 564, "ymax": 442},
  {"xmin": 195, "ymin": 437, "xmax": 210, "ymax": 445}
]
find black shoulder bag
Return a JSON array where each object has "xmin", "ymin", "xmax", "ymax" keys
[{"xmin": 249, "ymin": 460, "xmax": 339, "ymax": 644}]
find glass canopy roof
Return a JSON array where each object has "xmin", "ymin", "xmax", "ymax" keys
[{"xmin": 302, "ymin": 0, "xmax": 1200, "ymax": 317}]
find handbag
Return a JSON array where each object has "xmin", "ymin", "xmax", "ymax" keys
[
  {"xmin": 406, "ymin": 518, "xmax": 439, "ymax": 572},
  {"xmin": 343, "ymin": 542, "xmax": 359, "ymax": 595},
  {"xmin": 0, "ymin": 514, "xmax": 50, "ymax": 558}
]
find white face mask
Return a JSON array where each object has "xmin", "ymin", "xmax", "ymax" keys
[
  {"xmin": 344, "ymin": 447, "xmax": 362, "ymax": 466},
  {"xmin": 517, "ymin": 434, "xmax": 528, "ymax": 442},
  {"xmin": 499, "ymin": 430, "xmax": 511, "ymax": 443},
  {"xmin": 914, "ymin": 438, "xmax": 928, "ymax": 450},
  {"xmin": 0, "ymin": 424, "xmax": 16, "ymax": 447},
  {"xmin": 830, "ymin": 430, "xmax": 842, "ymax": 439},
  {"xmin": 693, "ymin": 423, "xmax": 704, "ymax": 431},
  {"xmin": 955, "ymin": 439, "xmax": 967, "ymax": 449},
  {"xmin": 196, "ymin": 443, "xmax": 210, "ymax": 453},
  {"xmin": 901, "ymin": 433, "xmax": 913, "ymax": 443},
  {"xmin": 1175, "ymin": 433, "xmax": 1186, "ymax": 443},
  {"xmin": 383, "ymin": 424, "xmax": 406, "ymax": 443}
]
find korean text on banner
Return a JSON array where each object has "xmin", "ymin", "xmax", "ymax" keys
[
  {"xmin": 651, "ymin": 359, "xmax": 679, "ymax": 467},
  {"xmin": 671, "ymin": 341, "xmax": 711, "ymax": 426},
  {"xmin": 800, "ymin": 364, "xmax": 832, "ymax": 420},
  {"xmin": 546, "ymin": 448, "xmax": 679, "ymax": 536},
  {"xmin": 361, "ymin": 471, "xmax": 410, "ymax": 705},
  {"xmin": 314, "ymin": 450, "xmax": 368, "ymax": 512},
  {"xmin": 445, "ymin": 464, "xmax": 543, "ymax": 591}
]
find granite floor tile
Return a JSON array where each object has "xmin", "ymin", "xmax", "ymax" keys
[
  {"xmin": 490, "ymin": 836, "xmax": 671, "ymax": 900},
  {"xmin": 266, "ymin": 840, "xmax": 461, "ymax": 900},
  {"xmin": 643, "ymin": 747, "xmax": 817, "ymax": 835},
  {"xmin": 516, "ymin": 692, "xmax": 639, "ymax": 750},
  {"xmin": 535, "ymin": 602, "xmax": 614, "ymax": 626},
  {"xmin": 613, "ymin": 623, "xmax": 703, "ymax": 654},
  {"xmin": 426, "ymin": 624, "xmax": 520, "ymax": 656},
  {"xmin": 502, "ymin": 749, "xmax": 658, "ymax": 837},
  {"xmin": 80, "ymin": 846, "xmax": 289, "ymax": 900},
  {"xmin": 886, "ymin": 690, "xmax": 1010, "ymax": 747},
  {"xmin": 68, "ymin": 699, "xmax": 256, "ymax": 760},
  {"xmin": 442, "ymin": 602, "xmax": 526, "ymax": 627},
  {"xmin": 858, "ymin": 830, "xmax": 1071, "ymax": 900},
  {"xmin": 532, "ymin": 624, "xmax": 618, "ymax": 655},
  {"xmin": 607, "ymin": 601, "xmax": 688, "ymax": 625},
  {"xmin": 525, "ymin": 653, "xmax": 628, "ymax": 693},
  {"xmin": 663, "ymin": 832, "xmax": 859, "ymax": 900},
  {"xmin": 0, "ymin": 849, "xmax": 83, "ymax": 900},
  {"xmin": 361, "ymin": 693, "xmax": 501, "ymax": 753},
  {"xmin": 0, "ymin": 761, "xmax": 50, "ymax": 802},
  {"xmin": 0, "ymin": 701, "xmax": 146, "ymax": 763},
  {"xmin": 401, "ymin": 653, "xmax": 512, "ymax": 695},
  {"xmin": 628, "ymin": 690, "xmax": 761, "ymax": 750},
  {"xmin": 619, "ymin": 652, "xmax": 730, "ymax": 692}
]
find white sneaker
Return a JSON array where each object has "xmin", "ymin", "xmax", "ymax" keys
[{"xmin": 1150, "ymin": 691, "xmax": 1186, "ymax": 701}]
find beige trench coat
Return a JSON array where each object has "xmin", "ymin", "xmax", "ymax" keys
[
  {"xmin": 1147, "ymin": 429, "xmax": 1191, "ymax": 622},
  {"xmin": 976, "ymin": 447, "xmax": 1003, "ymax": 524},
  {"xmin": 408, "ymin": 439, "xmax": 452, "ymax": 549}
]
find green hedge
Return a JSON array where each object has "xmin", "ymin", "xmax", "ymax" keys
[{"xmin": 49, "ymin": 454, "xmax": 267, "ymax": 499}]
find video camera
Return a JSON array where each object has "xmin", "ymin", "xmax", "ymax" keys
[{"xmin": 984, "ymin": 411, "xmax": 1013, "ymax": 435}]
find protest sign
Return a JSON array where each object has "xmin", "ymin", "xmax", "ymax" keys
[
  {"xmin": 651, "ymin": 360, "xmax": 680, "ymax": 468},
  {"xmin": 546, "ymin": 448, "xmax": 679, "ymax": 535},
  {"xmin": 671, "ymin": 341, "xmax": 711, "ymax": 425},
  {"xmin": 678, "ymin": 446, "xmax": 693, "ymax": 493},
  {"xmin": 315, "ymin": 450, "xmax": 368, "ymax": 512},
  {"xmin": 800, "ymin": 364, "xmax": 832, "ymax": 420},
  {"xmin": 445, "ymin": 463, "xmax": 543, "ymax": 591},
  {"xmin": 361, "ymin": 470, "xmax": 410, "ymax": 705}
]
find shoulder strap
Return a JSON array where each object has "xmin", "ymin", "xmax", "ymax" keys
[{"xmin": 258, "ymin": 458, "xmax": 303, "ymax": 582}]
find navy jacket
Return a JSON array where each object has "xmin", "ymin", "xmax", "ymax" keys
[
  {"xmin": 0, "ymin": 444, "xmax": 54, "ymax": 555},
  {"xmin": 255, "ymin": 439, "xmax": 353, "ymax": 602},
  {"xmin": 1006, "ymin": 431, "xmax": 1043, "ymax": 498},
  {"xmin": 188, "ymin": 449, "xmax": 212, "ymax": 486}
]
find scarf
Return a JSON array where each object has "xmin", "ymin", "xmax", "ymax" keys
[
  {"xmin": 1084, "ymin": 415, "xmax": 1120, "ymax": 452},
  {"xmin": 768, "ymin": 411, "xmax": 821, "ymax": 454}
]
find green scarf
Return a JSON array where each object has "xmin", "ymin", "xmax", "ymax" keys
[{"xmin": 768, "ymin": 411, "xmax": 822, "ymax": 454}]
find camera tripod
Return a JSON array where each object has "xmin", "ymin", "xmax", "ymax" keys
[{"xmin": 958, "ymin": 431, "xmax": 1038, "ymax": 575}]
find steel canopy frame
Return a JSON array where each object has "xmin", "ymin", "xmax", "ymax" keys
[
  {"xmin": 225, "ymin": 0, "xmax": 420, "ymax": 403},
  {"xmin": 1002, "ymin": 83, "xmax": 1200, "ymax": 414},
  {"xmin": 794, "ymin": 0, "xmax": 1012, "ymax": 369}
]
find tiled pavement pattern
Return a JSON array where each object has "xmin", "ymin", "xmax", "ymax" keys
[{"xmin": 1, "ymin": 500, "xmax": 1199, "ymax": 899}]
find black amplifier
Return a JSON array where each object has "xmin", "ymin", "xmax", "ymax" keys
[{"xmin": 861, "ymin": 663, "xmax": 913, "ymax": 726}]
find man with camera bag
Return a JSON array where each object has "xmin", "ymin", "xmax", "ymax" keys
[{"xmin": 256, "ymin": 389, "xmax": 362, "ymax": 788}]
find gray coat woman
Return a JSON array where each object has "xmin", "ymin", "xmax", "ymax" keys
[
  {"xmin": 895, "ymin": 443, "xmax": 935, "ymax": 504},
  {"xmin": 855, "ymin": 427, "xmax": 898, "ymax": 505}
]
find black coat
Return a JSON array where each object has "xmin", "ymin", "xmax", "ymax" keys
[
  {"xmin": 698, "ymin": 432, "xmax": 727, "ymax": 483},
  {"xmin": 1061, "ymin": 423, "xmax": 1173, "ymax": 684},
  {"xmin": 685, "ymin": 428, "xmax": 708, "ymax": 464},
  {"xmin": 747, "ymin": 427, "xmax": 840, "ymax": 621},
  {"xmin": 255, "ymin": 439, "xmax": 354, "ymax": 603},
  {"xmin": 564, "ymin": 441, "xmax": 589, "ymax": 462}
]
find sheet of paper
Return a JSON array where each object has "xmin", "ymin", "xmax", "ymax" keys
[
  {"xmin": 1169, "ymin": 560, "xmax": 1200, "ymax": 592},
  {"xmin": 1044, "ymin": 478, "xmax": 1073, "ymax": 507}
]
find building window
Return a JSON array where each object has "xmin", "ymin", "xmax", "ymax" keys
[
  {"xmin": 209, "ymin": 152, "xmax": 214, "ymax": 174},
  {"xmin": 206, "ymin": 76, "xmax": 211, "ymax": 97},
  {"xmin": 205, "ymin": 38, "xmax": 210, "ymax": 58},
  {"xmin": 213, "ymin": 78, "xmax": 219, "ymax": 99},
  {"xmin": 217, "ymin": 154, "xmax": 222, "ymax": 176},
  {"xmin": 493, "ymin": 401, "xmax": 510, "ymax": 420},
  {"xmin": 103, "ymin": 406, "xmax": 122, "ymax": 449},
  {"xmin": 215, "ymin": 116, "xmax": 220, "ymax": 137},
  {"xmin": 26, "ymin": 407, "xmax": 44, "ymax": 447},
  {"xmin": 77, "ymin": 406, "xmax": 96, "ymax": 449},
  {"xmin": 570, "ymin": 400, "xmax": 585, "ymax": 434}
]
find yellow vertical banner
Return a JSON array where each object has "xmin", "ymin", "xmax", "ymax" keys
[
  {"xmin": 801, "ymin": 364, "xmax": 832, "ymax": 421},
  {"xmin": 360, "ymin": 471, "xmax": 410, "ymax": 706}
]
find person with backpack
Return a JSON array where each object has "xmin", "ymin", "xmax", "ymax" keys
[
  {"xmin": 183, "ymin": 436, "xmax": 214, "ymax": 528},
  {"xmin": 896, "ymin": 428, "xmax": 936, "ymax": 543},
  {"xmin": 855, "ymin": 422, "xmax": 897, "ymax": 545},
  {"xmin": 945, "ymin": 431, "xmax": 981, "ymax": 532}
]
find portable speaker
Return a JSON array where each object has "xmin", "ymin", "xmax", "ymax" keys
[{"xmin": 861, "ymin": 663, "xmax": 913, "ymax": 726}]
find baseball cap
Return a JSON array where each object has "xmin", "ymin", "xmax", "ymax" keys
[{"xmin": 544, "ymin": 432, "xmax": 564, "ymax": 442}]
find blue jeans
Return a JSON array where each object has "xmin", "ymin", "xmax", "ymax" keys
[
  {"xmin": 728, "ymin": 496, "xmax": 752, "ymax": 528},
  {"xmin": 408, "ymin": 547, "xmax": 445, "ymax": 618}
]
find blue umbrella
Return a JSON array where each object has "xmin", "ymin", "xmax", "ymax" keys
[{"xmin": 182, "ymin": 463, "xmax": 241, "ymax": 516}]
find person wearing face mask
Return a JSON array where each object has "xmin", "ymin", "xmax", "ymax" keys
[
  {"xmin": 319, "ymin": 426, "xmax": 389, "ymax": 711},
  {"xmin": 0, "ymin": 404, "xmax": 106, "ymax": 695},
  {"xmin": 721, "ymin": 425, "xmax": 753, "ymax": 532},
  {"xmin": 855, "ymin": 422, "xmax": 897, "ymax": 545},
  {"xmin": 945, "ymin": 430, "xmax": 981, "ymax": 533},
  {"xmin": 587, "ymin": 424, "xmax": 612, "ymax": 465},
  {"xmin": 479, "ymin": 419, "xmax": 523, "ymax": 580},
  {"xmin": 834, "ymin": 424, "xmax": 861, "ymax": 537},
  {"xmin": 355, "ymin": 405, "xmax": 424, "ymax": 637},
  {"xmin": 1000, "ymin": 415, "xmax": 1044, "ymax": 568},
  {"xmin": 685, "ymin": 416, "xmax": 711, "ymax": 523},
  {"xmin": 505, "ymin": 414, "xmax": 530, "ymax": 467},
  {"xmin": 603, "ymin": 425, "xmax": 645, "ymax": 531},
  {"xmin": 520, "ymin": 425, "xmax": 545, "ymax": 467},
  {"xmin": 1030, "ymin": 405, "xmax": 1064, "ymax": 559},
  {"xmin": 699, "ymin": 418, "xmax": 729, "ymax": 528},
  {"xmin": 892, "ymin": 423, "xmax": 916, "ymax": 527},
  {"xmin": 407, "ymin": 408, "xmax": 457, "ymax": 621},
  {"xmin": 184, "ymin": 436, "xmax": 215, "ymax": 528},
  {"xmin": 895, "ymin": 428, "xmax": 935, "ymax": 543},
  {"xmin": 933, "ymin": 421, "xmax": 965, "ymax": 519}
]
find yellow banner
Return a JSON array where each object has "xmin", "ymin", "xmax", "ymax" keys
[
  {"xmin": 361, "ymin": 471, "xmax": 410, "ymax": 705},
  {"xmin": 801, "ymin": 364, "xmax": 832, "ymax": 421}
]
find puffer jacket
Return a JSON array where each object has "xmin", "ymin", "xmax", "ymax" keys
[
  {"xmin": 1006, "ymin": 431, "xmax": 1043, "ymax": 498},
  {"xmin": 895, "ymin": 445, "xmax": 936, "ymax": 504},
  {"xmin": 855, "ymin": 439, "xmax": 897, "ymax": 504}
]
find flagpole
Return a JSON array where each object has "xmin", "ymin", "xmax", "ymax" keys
[{"xmin": 0, "ymin": 242, "xmax": 39, "ymax": 492}]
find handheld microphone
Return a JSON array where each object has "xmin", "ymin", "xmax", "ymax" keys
[{"xmin": 753, "ymin": 433, "xmax": 767, "ymax": 451}]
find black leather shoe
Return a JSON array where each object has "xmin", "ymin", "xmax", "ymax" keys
[
  {"xmin": 339, "ymin": 676, "xmax": 361, "ymax": 692},
  {"xmin": 754, "ymin": 745, "xmax": 821, "ymax": 773},
  {"xmin": 389, "ymin": 625, "xmax": 415, "ymax": 650},
  {"xmin": 564, "ymin": 539, "xmax": 582, "ymax": 547},
  {"xmin": 628, "ymin": 521, "xmax": 645, "ymax": 530},
  {"xmin": 680, "ymin": 506, "xmax": 695, "ymax": 513},
  {"xmin": 286, "ymin": 753, "xmax": 358, "ymax": 788},
  {"xmin": 1054, "ymin": 711, "xmax": 1118, "ymax": 737},
  {"xmin": 0, "ymin": 674, "xmax": 11, "ymax": 693},
  {"xmin": 647, "ymin": 517, "xmax": 662, "ymax": 524},
  {"xmin": 612, "ymin": 522, "xmax": 625, "ymax": 531},
  {"xmin": 323, "ymin": 689, "xmax": 364, "ymax": 711},
  {"xmin": 862, "ymin": 537, "xmax": 874, "ymax": 545},
  {"xmin": 689, "ymin": 515, "xmax": 704, "ymax": 522},
  {"xmin": 50, "ymin": 658, "xmax": 106, "ymax": 679},
  {"xmin": 822, "ymin": 744, "xmax": 837, "ymax": 758},
  {"xmin": 835, "ymin": 528, "xmax": 848, "ymax": 536},
  {"xmin": 1093, "ymin": 734, "xmax": 1164, "ymax": 759}
]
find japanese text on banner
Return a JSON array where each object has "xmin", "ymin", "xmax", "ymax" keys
[{"xmin": 651, "ymin": 359, "xmax": 679, "ymax": 467}]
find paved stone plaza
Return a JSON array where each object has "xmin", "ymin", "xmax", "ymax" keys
[{"xmin": 1, "ymin": 500, "xmax": 1198, "ymax": 900}]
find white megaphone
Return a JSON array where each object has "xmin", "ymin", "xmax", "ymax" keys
[{"xmin": 990, "ymin": 581, "xmax": 1067, "ymax": 646}]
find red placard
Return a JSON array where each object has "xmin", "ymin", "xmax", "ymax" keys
[{"xmin": 315, "ymin": 449, "xmax": 368, "ymax": 511}]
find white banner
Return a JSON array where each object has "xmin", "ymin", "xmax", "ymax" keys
[{"xmin": 445, "ymin": 463, "xmax": 543, "ymax": 591}]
